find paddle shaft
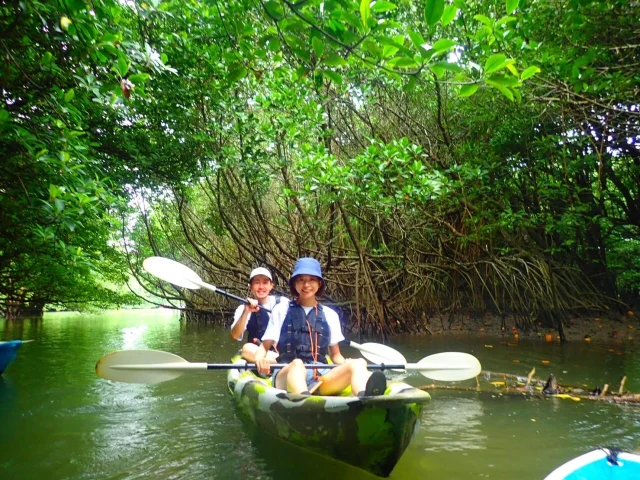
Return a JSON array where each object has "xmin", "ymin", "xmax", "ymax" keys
[
  {"xmin": 109, "ymin": 362, "xmax": 472, "ymax": 372},
  {"xmin": 191, "ymin": 278, "xmax": 272, "ymax": 313}
]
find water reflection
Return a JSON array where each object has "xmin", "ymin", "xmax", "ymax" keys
[{"xmin": 244, "ymin": 418, "xmax": 378, "ymax": 480}]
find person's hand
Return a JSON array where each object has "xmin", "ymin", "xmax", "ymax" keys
[
  {"xmin": 255, "ymin": 357, "xmax": 271, "ymax": 375},
  {"xmin": 244, "ymin": 298, "xmax": 259, "ymax": 313}
]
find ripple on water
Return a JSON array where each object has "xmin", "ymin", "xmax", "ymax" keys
[{"xmin": 420, "ymin": 394, "xmax": 488, "ymax": 452}]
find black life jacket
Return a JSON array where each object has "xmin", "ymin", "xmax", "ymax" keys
[
  {"xmin": 246, "ymin": 295, "xmax": 280, "ymax": 344},
  {"xmin": 278, "ymin": 301, "xmax": 330, "ymax": 364}
]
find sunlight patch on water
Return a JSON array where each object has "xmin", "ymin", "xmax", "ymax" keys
[{"xmin": 121, "ymin": 325, "xmax": 148, "ymax": 350}]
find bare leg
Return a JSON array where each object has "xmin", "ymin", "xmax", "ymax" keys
[
  {"xmin": 241, "ymin": 343, "xmax": 278, "ymax": 363},
  {"xmin": 318, "ymin": 358, "xmax": 372, "ymax": 396},
  {"xmin": 274, "ymin": 359, "xmax": 308, "ymax": 394}
]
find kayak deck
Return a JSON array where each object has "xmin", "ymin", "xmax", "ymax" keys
[
  {"xmin": 544, "ymin": 448, "xmax": 640, "ymax": 480},
  {"xmin": 227, "ymin": 360, "xmax": 430, "ymax": 477},
  {"xmin": 0, "ymin": 340, "xmax": 24, "ymax": 375}
]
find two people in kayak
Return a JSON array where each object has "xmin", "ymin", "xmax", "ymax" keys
[{"xmin": 234, "ymin": 257, "xmax": 386, "ymax": 397}]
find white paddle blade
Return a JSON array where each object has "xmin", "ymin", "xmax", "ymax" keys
[
  {"xmin": 96, "ymin": 350, "xmax": 190, "ymax": 384},
  {"xmin": 142, "ymin": 257, "xmax": 203, "ymax": 290},
  {"xmin": 357, "ymin": 343, "xmax": 407, "ymax": 372},
  {"xmin": 414, "ymin": 352, "xmax": 482, "ymax": 381}
]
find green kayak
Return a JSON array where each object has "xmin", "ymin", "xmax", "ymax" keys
[{"xmin": 227, "ymin": 361, "xmax": 430, "ymax": 477}]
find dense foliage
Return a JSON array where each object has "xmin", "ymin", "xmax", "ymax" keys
[{"xmin": 2, "ymin": 0, "xmax": 638, "ymax": 337}]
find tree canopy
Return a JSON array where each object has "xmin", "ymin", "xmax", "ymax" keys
[{"xmin": 2, "ymin": 0, "xmax": 638, "ymax": 336}]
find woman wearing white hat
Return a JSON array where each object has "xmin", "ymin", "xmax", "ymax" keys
[
  {"xmin": 254, "ymin": 258, "xmax": 386, "ymax": 397},
  {"xmin": 230, "ymin": 267, "xmax": 284, "ymax": 363}
]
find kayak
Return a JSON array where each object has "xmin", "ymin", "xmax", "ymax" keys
[
  {"xmin": 227, "ymin": 360, "xmax": 430, "ymax": 477},
  {"xmin": 0, "ymin": 340, "xmax": 24, "ymax": 375},
  {"xmin": 544, "ymin": 448, "xmax": 640, "ymax": 479}
]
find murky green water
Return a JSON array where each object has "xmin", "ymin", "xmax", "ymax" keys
[{"xmin": 1, "ymin": 310, "xmax": 639, "ymax": 479}]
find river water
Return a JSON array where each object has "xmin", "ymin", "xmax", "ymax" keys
[{"xmin": 1, "ymin": 309, "xmax": 639, "ymax": 479}]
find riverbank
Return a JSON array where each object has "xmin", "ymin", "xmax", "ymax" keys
[{"xmin": 423, "ymin": 310, "xmax": 639, "ymax": 343}]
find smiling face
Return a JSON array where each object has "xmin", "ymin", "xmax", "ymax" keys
[
  {"xmin": 292, "ymin": 275, "xmax": 322, "ymax": 305},
  {"xmin": 249, "ymin": 275, "xmax": 273, "ymax": 301}
]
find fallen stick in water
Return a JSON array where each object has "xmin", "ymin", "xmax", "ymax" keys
[{"xmin": 419, "ymin": 370, "xmax": 640, "ymax": 405}]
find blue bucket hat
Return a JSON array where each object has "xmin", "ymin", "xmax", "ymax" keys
[{"xmin": 289, "ymin": 257, "xmax": 323, "ymax": 287}]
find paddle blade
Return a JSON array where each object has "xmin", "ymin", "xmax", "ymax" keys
[
  {"xmin": 414, "ymin": 352, "xmax": 482, "ymax": 381},
  {"xmin": 96, "ymin": 350, "xmax": 188, "ymax": 384},
  {"xmin": 143, "ymin": 257, "xmax": 203, "ymax": 290},
  {"xmin": 357, "ymin": 343, "xmax": 407, "ymax": 372}
]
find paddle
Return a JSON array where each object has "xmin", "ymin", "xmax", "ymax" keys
[
  {"xmin": 340, "ymin": 340, "xmax": 407, "ymax": 372},
  {"xmin": 96, "ymin": 349, "xmax": 482, "ymax": 385},
  {"xmin": 143, "ymin": 256, "xmax": 271, "ymax": 312},
  {"xmin": 143, "ymin": 257, "xmax": 413, "ymax": 367}
]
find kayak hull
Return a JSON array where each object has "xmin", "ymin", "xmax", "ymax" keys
[
  {"xmin": 0, "ymin": 340, "xmax": 24, "ymax": 375},
  {"xmin": 227, "ymin": 363, "xmax": 430, "ymax": 477},
  {"xmin": 544, "ymin": 448, "xmax": 640, "ymax": 480}
]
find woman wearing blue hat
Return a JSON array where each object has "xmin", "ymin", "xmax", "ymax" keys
[{"xmin": 254, "ymin": 258, "xmax": 386, "ymax": 397}]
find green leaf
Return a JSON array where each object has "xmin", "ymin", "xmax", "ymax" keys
[
  {"xmin": 506, "ymin": 0, "xmax": 519, "ymax": 15},
  {"xmin": 117, "ymin": 54, "xmax": 129, "ymax": 77},
  {"xmin": 227, "ymin": 65, "xmax": 247, "ymax": 83},
  {"xmin": 322, "ymin": 53, "xmax": 348, "ymax": 67},
  {"xmin": 363, "ymin": 39, "xmax": 383, "ymax": 58},
  {"xmin": 101, "ymin": 32, "xmax": 121, "ymax": 44},
  {"xmin": 512, "ymin": 88, "xmax": 522, "ymax": 103},
  {"xmin": 64, "ymin": 0, "xmax": 86, "ymax": 13},
  {"xmin": 64, "ymin": 219, "xmax": 76, "ymax": 232},
  {"xmin": 430, "ymin": 61, "xmax": 463, "ymax": 77},
  {"xmin": 487, "ymin": 74, "xmax": 518, "ymax": 86},
  {"xmin": 128, "ymin": 73, "xmax": 151, "ymax": 84},
  {"xmin": 294, "ymin": 67, "xmax": 310, "ymax": 79},
  {"xmin": 314, "ymin": 71, "xmax": 323, "ymax": 89},
  {"xmin": 407, "ymin": 29, "xmax": 425, "ymax": 49},
  {"xmin": 0, "ymin": 108, "xmax": 10, "ymax": 123},
  {"xmin": 41, "ymin": 51, "xmax": 54, "ymax": 66},
  {"xmin": 441, "ymin": 5, "xmax": 458, "ymax": 26},
  {"xmin": 360, "ymin": 0, "xmax": 371, "ymax": 28},
  {"xmin": 322, "ymin": 70, "xmax": 343, "ymax": 85},
  {"xmin": 424, "ymin": 0, "xmax": 445, "ymax": 26},
  {"xmin": 264, "ymin": 0, "xmax": 285, "ymax": 20},
  {"xmin": 292, "ymin": 48, "xmax": 311, "ymax": 63},
  {"xmin": 386, "ymin": 56, "xmax": 418, "ymax": 68},
  {"xmin": 495, "ymin": 15, "xmax": 517, "ymax": 27},
  {"xmin": 383, "ymin": 45, "xmax": 399, "ymax": 58},
  {"xmin": 55, "ymin": 198, "xmax": 65, "ymax": 212},
  {"xmin": 403, "ymin": 76, "xmax": 418, "ymax": 92},
  {"xmin": 312, "ymin": 37, "xmax": 325, "ymax": 58},
  {"xmin": 371, "ymin": 1, "xmax": 397, "ymax": 13},
  {"xmin": 521, "ymin": 66, "xmax": 541, "ymax": 80},
  {"xmin": 64, "ymin": 88, "xmax": 75, "ymax": 102},
  {"xmin": 459, "ymin": 84, "xmax": 479, "ymax": 97},
  {"xmin": 474, "ymin": 14, "xmax": 493, "ymax": 27},
  {"xmin": 487, "ymin": 81, "xmax": 514, "ymax": 101},
  {"xmin": 49, "ymin": 184, "xmax": 62, "ymax": 199},
  {"xmin": 430, "ymin": 63, "xmax": 445, "ymax": 78},
  {"xmin": 432, "ymin": 38, "xmax": 456, "ymax": 52},
  {"xmin": 484, "ymin": 53, "xmax": 508, "ymax": 73}
]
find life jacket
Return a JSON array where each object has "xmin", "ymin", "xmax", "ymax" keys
[
  {"xmin": 246, "ymin": 295, "xmax": 280, "ymax": 344},
  {"xmin": 278, "ymin": 301, "xmax": 330, "ymax": 364}
]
